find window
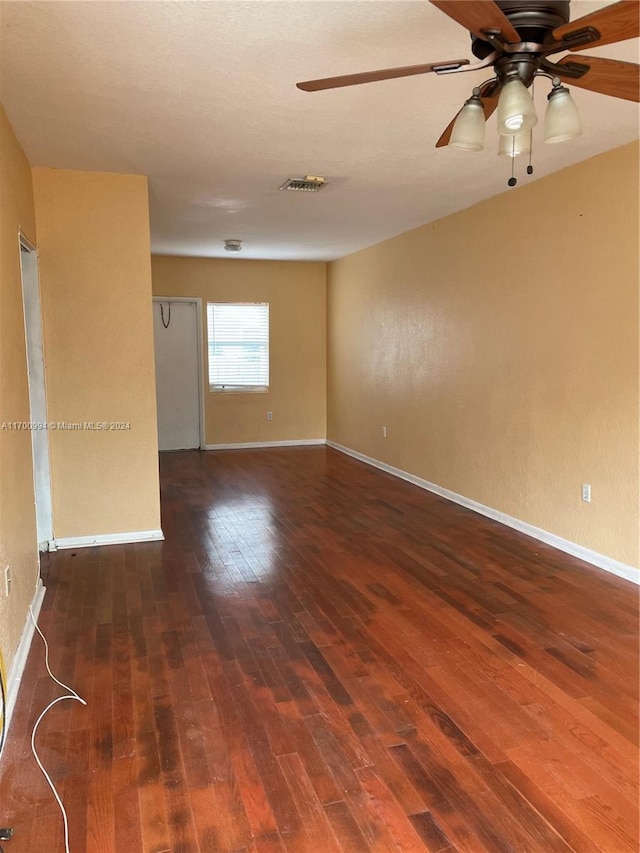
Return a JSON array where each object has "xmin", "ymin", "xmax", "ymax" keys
[{"xmin": 207, "ymin": 302, "xmax": 269, "ymax": 392}]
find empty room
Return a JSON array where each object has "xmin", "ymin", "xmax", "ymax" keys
[{"xmin": 0, "ymin": 1, "xmax": 638, "ymax": 852}]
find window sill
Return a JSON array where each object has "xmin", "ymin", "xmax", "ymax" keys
[{"xmin": 209, "ymin": 387, "xmax": 269, "ymax": 395}]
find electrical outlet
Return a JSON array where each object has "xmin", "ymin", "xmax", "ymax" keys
[
  {"xmin": 4, "ymin": 566, "xmax": 10, "ymax": 597},
  {"xmin": 266, "ymin": 411, "xmax": 273, "ymax": 421},
  {"xmin": 382, "ymin": 426, "xmax": 387, "ymax": 438},
  {"xmin": 582, "ymin": 483, "xmax": 591, "ymax": 503}
]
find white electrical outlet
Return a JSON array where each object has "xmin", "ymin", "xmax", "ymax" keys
[
  {"xmin": 266, "ymin": 411, "xmax": 273, "ymax": 421},
  {"xmin": 4, "ymin": 566, "xmax": 11, "ymax": 596},
  {"xmin": 582, "ymin": 483, "xmax": 591, "ymax": 503},
  {"xmin": 382, "ymin": 426, "xmax": 387, "ymax": 438}
]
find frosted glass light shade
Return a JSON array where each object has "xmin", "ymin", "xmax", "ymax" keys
[
  {"xmin": 544, "ymin": 86, "xmax": 582, "ymax": 143},
  {"xmin": 497, "ymin": 78, "xmax": 538, "ymax": 135},
  {"xmin": 449, "ymin": 99, "xmax": 485, "ymax": 151},
  {"xmin": 498, "ymin": 130, "xmax": 531, "ymax": 158}
]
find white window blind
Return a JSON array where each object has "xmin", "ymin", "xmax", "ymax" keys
[{"xmin": 207, "ymin": 302, "xmax": 269, "ymax": 392}]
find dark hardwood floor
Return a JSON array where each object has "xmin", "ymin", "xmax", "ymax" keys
[{"xmin": 1, "ymin": 446, "xmax": 638, "ymax": 852}]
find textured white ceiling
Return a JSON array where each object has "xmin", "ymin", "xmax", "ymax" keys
[{"xmin": 1, "ymin": 1, "xmax": 638, "ymax": 260}]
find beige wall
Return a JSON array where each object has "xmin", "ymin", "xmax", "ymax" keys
[
  {"xmin": 32, "ymin": 169, "xmax": 161, "ymax": 539},
  {"xmin": 0, "ymin": 105, "xmax": 40, "ymax": 673},
  {"xmin": 151, "ymin": 256, "xmax": 326, "ymax": 445},
  {"xmin": 328, "ymin": 142, "xmax": 639, "ymax": 570}
]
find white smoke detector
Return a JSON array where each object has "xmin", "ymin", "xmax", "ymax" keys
[{"xmin": 224, "ymin": 239, "xmax": 243, "ymax": 252}]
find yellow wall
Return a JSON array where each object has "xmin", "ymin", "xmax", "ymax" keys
[
  {"xmin": 0, "ymin": 105, "xmax": 40, "ymax": 673},
  {"xmin": 151, "ymin": 256, "xmax": 326, "ymax": 445},
  {"xmin": 327, "ymin": 142, "xmax": 639, "ymax": 570},
  {"xmin": 32, "ymin": 169, "xmax": 161, "ymax": 539}
]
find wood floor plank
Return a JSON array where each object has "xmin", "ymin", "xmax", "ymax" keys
[
  {"xmin": 323, "ymin": 799, "xmax": 373, "ymax": 853},
  {"xmin": 0, "ymin": 446, "xmax": 637, "ymax": 852},
  {"xmin": 356, "ymin": 764, "xmax": 442, "ymax": 852},
  {"xmin": 277, "ymin": 751, "xmax": 343, "ymax": 853}
]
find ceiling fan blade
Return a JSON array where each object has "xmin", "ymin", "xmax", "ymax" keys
[
  {"xmin": 555, "ymin": 55, "xmax": 639, "ymax": 102},
  {"xmin": 430, "ymin": 0, "xmax": 520, "ymax": 43},
  {"xmin": 296, "ymin": 59, "xmax": 470, "ymax": 91},
  {"xmin": 435, "ymin": 94, "xmax": 499, "ymax": 147},
  {"xmin": 552, "ymin": 0, "xmax": 639, "ymax": 51}
]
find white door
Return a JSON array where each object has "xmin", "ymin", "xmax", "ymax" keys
[
  {"xmin": 20, "ymin": 236, "xmax": 54, "ymax": 550},
  {"xmin": 153, "ymin": 299, "xmax": 202, "ymax": 451}
]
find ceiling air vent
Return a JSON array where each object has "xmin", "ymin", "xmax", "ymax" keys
[{"xmin": 279, "ymin": 175, "xmax": 326, "ymax": 192}]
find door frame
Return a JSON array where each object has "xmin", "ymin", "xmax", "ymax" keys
[
  {"xmin": 19, "ymin": 230, "xmax": 54, "ymax": 551},
  {"xmin": 153, "ymin": 296, "xmax": 206, "ymax": 450}
]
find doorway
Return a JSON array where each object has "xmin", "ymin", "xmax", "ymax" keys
[
  {"xmin": 153, "ymin": 297, "xmax": 204, "ymax": 451},
  {"xmin": 19, "ymin": 233, "xmax": 54, "ymax": 551}
]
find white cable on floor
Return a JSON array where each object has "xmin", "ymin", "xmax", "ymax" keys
[{"xmin": 29, "ymin": 606, "xmax": 87, "ymax": 853}]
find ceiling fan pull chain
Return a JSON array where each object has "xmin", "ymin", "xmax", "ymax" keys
[
  {"xmin": 527, "ymin": 78, "xmax": 535, "ymax": 176},
  {"xmin": 507, "ymin": 135, "xmax": 517, "ymax": 187}
]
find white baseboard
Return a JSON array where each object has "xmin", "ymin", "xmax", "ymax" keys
[
  {"xmin": 54, "ymin": 528, "xmax": 164, "ymax": 550},
  {"xmin": 205, "ymin": 439, "xmax": 326, "ymax": 450},
  {"xmin": 4, "ymin": 578, "xmax": 46, "ymax": 740},
  {"xmin": 327, "ymin": 440, "xmax": 639, "ymax": 585}
]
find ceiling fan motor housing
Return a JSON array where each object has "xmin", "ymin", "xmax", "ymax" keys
[
  {"xmin": 495, "ymin": 53, "xmax": 542, "ymax": 88},
  {"xmin": 471, "ymin": 1, "xmax": 571, "ymax": 58}
]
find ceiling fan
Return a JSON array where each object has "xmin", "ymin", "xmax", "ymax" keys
[{"xmin": 296, "ymin": 1, "xmax": 639, "ymax": 155}]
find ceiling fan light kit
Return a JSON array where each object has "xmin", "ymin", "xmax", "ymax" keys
[
  {"xmin": 496, "ymin": 76, "xmax": 539, "ymax": 133},
  {"xmin": 450, "ymin": 91, "xmax": 487, "ymax": 150},
  {"xmin": 544, "ymin": 82, "xmax": 583, "ymax": 142},
  {"xmin": 498, "ymin": 128, "xmax": 532, "ymax": 157},
  {"xmin": 297, "ymin": 0, "xmax": 639, "ymax": 182}
]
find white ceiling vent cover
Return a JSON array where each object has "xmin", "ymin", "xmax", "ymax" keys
[{"xmin": 279, "ymin": 175, "xmax": 326, "ymax": 192}]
